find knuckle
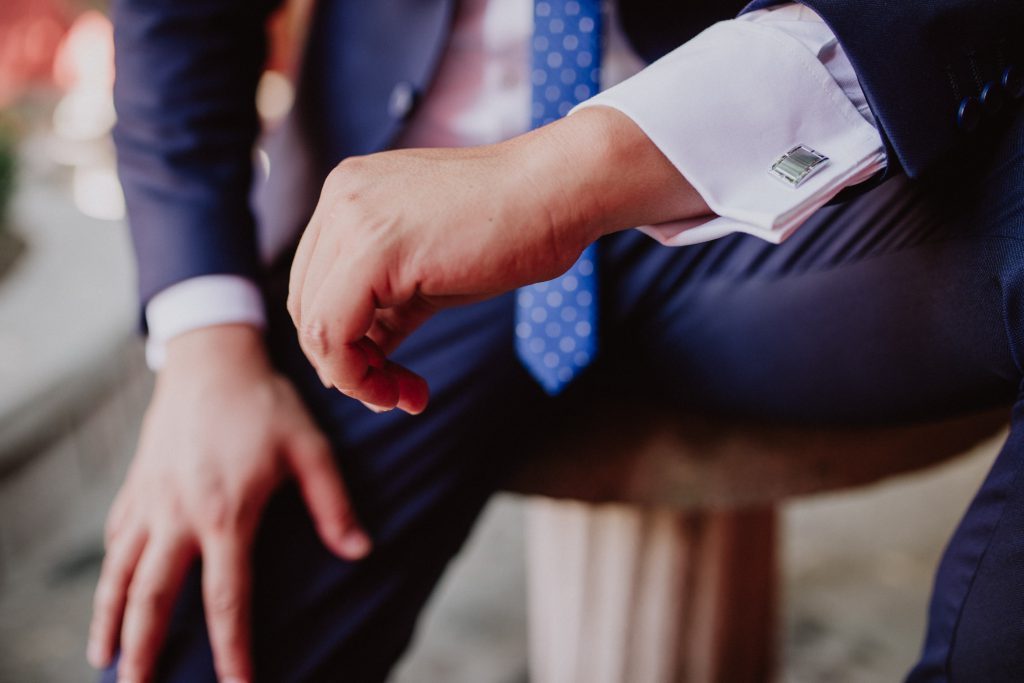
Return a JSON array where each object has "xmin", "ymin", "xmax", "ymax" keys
[
  {"xmin": 327, "ymin": 158, "xmax": 373, "ymax": 209},
  {"xmin": 117, "ymin": 652, "xmax": 149, "ymax": 681},
  {"xmin": 332, "ymin": 155, "xmax": 363, "ymax": 179},
  {"xmin": 325, "ymin": 165, "xmax": 352, "ymax": 197},
  {"xmin": 200, "ymin": 496, "xmax": 260, "ymax": 537},
  {"xmin": 269, "ymin": 375, "xmax": 297, "ymax": 404},
  {"xmin": 104, "ymin": 515, "xmax": 132, "ymax": 550},
  {"xmin": 104, "ymin": 499, "xmax": 129, "ymax": 546},
  {"xmin": 191, "ymin": 475, "xmax": 251, "ymax": 534},
  {"xmin": 128, "ymin": 584, "xmax": 175, "ymax": 615},
  {"xmin": 300, "ymin": 319, "xmax": 331, "ymax": 356},
  {"xmin": 310, "ymin": 442, "xmax": 335, "ymax": 468},
  {"xmin": 103, "ymin": 520, "xmax": 121, "ymax": 548},
  {"xmin": 93, "ymin": 581, "xmax": 119, "ymax": 613},
  {"xmin": 325, "ymin": 162, "xmax": 347, "ymax": 185},
  {"xmin": 117, "ymin": 661, "xmax": 142, "ymax": 680},
  {"xmin": 198, "ymin": 496, "xmax": 244, "ymax": 534},
  {"xmin": 297, "ymin": 431, "xmax": 331, "ymax": 462},
  {"xmin": 316, "ymin": 478, "xmax": 351, "ymax": 515},
  {"xmin": 207, "ymin": 587, "xmax": 244, "ymax": 618}
]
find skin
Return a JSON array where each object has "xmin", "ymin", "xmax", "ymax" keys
[
  {"xmin": 288, "ymin": 106, "xmax": 709, "ymax": 409},
  {"xmin": 89, "ymin": 105, "xmax": 710, "ymax": 683}
]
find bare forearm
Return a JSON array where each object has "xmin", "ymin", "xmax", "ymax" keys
[{"xmin": 509, "ymin": 104, "xmax": 712, "ymax": 247}]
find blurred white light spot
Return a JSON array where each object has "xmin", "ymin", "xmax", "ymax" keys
[
  {"xmin": 53, "ymin": 88, "xmax": 116, "ymax": 141},
  {"xmin": 72, "ymin": 166, "xmax": 125, "ymax": 221},
  {"xmin": 256, "ymin": 70, "xmax": 295, "ymax": 124},
  {"xmin": 257, "ymin": 148, "xmax": 271, "ymax": 179},
  {"xmin": 53, "ymin": 11, "xmax": 115, "ymax": 92}
]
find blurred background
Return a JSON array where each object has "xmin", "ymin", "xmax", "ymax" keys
[{"xmin": 0, "ymin": 0, "xmax": 1007, "ymax": 681}]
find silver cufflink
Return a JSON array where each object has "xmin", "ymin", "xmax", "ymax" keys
[{"xmin": 769, "ymin": 145, "xmax": 829, "ymax": 188}]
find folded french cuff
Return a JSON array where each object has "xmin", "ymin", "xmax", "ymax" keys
[{"xmin": 572, "ymin": 19, "xmax": 886, "ymax": 246}]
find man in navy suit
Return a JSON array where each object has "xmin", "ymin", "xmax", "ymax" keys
[{"xmin": 90, "ymin": 0, "xmax": 1024, "ymax": 680}]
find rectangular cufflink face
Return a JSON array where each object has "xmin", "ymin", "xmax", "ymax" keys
[{"xmin": 769, "ymin": 145, "xmax": 829, "ymax": 188}]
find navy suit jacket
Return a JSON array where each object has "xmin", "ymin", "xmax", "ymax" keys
[{"xmin": 111, "ymin": 0, "xmax": 1024, "ymax": 311}]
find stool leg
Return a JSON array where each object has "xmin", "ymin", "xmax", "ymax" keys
[
  {"xmin": 684, "ymin": 506, "xmax": 778, "ymax": 682},
  {"xmin": 525, "ymin": 500, "xmax": 777, "ymax": 683}
]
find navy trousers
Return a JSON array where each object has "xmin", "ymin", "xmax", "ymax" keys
[{"xmin": 102, "ymin": 109, "xmax": 1024, "ymax": 682}]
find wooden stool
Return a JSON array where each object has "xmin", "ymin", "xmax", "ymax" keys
[{"xmin": 507, "ymin": 400, "xmax": 1009, "ymax": 683}]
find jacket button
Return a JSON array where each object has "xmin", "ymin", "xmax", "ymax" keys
[
  {"xmin": 981, "ymin": 81, "xmax": 1004, "ymax": 114},
  {"xmin": 1002, "ymin": 66, "xmax": 1024, "ymax": 100},
  {"xmin": 957, "ymin": 96, "xmax": 982, "ymax": 132},
  {"xmin": 388, "ymin": 81, "xmax": 418, "ymax": 120}
]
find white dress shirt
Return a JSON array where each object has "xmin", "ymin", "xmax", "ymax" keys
[{"xmin": 144, "ymin": 0, "xmax": 886, "ymax": 369}]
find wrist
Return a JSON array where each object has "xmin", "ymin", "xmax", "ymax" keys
[
  {"xmin": 163, "ymin": 324, "xmax": 270, "ymax": 376},
  {"xmin": 517, "ymin": 105, "xmax": 710, "ymax": 243},
  {"xmin": 508, "ymin": 112, "xmax": 608, "ymax": 252}
]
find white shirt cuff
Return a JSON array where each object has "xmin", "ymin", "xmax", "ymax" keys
[
  {"xmin": 573, "ymin": 3, "xmax": 887, "ymax": 246},
  {"xmin": 144, "ymin": 275, "xmax": 266, "ymax": 370}
]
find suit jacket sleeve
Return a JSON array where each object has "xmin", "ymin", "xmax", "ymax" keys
[
  {"xmin": 111, "ymin": 0, "xmax": 283, "ymax": 311},
  {"xmin": 745, "ymin": 0, "xmax": 1024, "ymax": 178}
]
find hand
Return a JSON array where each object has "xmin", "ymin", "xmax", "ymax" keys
[
  {"xmin": 288, "ymin": 106, "xmax": 708, "ymax": 410},
  {"xmin": 87, "ymin": 325, "xmax": 369, "ymax": 683}
]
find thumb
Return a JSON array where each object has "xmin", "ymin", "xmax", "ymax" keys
[{"xmin": 285, "ymin": 429, "xmax": 371, "ymax": 561}]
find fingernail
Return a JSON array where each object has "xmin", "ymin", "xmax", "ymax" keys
[
  {"xmin": 341, "ymin": 530, "xmax": 371, "ymax": 559},
  {"xmin": 222, "ymin": 678, "xmax": 249, "ymax": 683}
]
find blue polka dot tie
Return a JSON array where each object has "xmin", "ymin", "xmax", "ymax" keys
[{"xmin": 515, "ymin": 0, "xmax": 601, "ymax": 395}]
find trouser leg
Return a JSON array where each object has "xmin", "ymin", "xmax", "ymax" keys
[
  {"xmin": 601, "ymin": 202, "xmax": 1024, "ymax": 682},
  {"xmin": 907, "ymin": 396, "xmax": 1024, "ymax": 682},
  {"xmin": 109, "ymin": 110, "xmax": 1024, "ymax": 683},
  {"xmin": 599, "ymin": 176, "xmax": 1020, "ymax": 424},
  {"xmin": 594, "ymin": 113, "xmax": 1024, "ymax": 681}
]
